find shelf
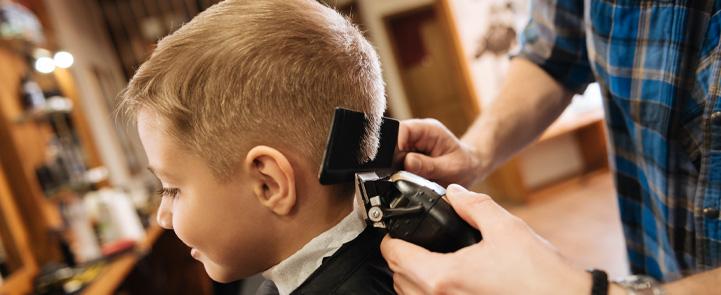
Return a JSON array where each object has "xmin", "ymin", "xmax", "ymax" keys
[
  {"xmin": 89, "ymin": 224, "xmax": 164, "ymax": 292},
  {"xmin": 0, "ymin": 37, "xmax": 30, "ymax": 54},
  {"xmin": 80, "ymin": 223, "xmax": 164, "ymax": 294},
  {"xmin": 2, "ymin": 220, "xmax": 165, "ymax": 295},
  {"xmin": 43, "ymin": 166, "xmax": 110, "ymax": 202},
  {"xmin": 0, "ymin": 267, "xmax": 36, "ymax": 295},
  {"xmin": 13, "ymin": 97, "xmax": 73, "ymax": 124}
]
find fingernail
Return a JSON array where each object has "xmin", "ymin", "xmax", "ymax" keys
[{"xmin": 447, "ymin": 184, "xmax": 466, "ymax": 194}]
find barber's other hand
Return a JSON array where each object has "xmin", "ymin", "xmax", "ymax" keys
[
  {"xmin": 397, "ymin": 119, "xmax": 486, "ymax": 186},
  {"xmin": 380, "ymin": 184, "xmax": 591, "ymax": 295}
]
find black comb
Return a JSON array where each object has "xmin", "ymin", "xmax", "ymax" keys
[{"xmin": 318, "ymin": 108, "xmax": 399, "ymax": 185}]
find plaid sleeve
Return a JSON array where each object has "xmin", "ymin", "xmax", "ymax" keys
[{"xmin": 516, "ymin": 0, "xmax": 594, "ymax": 93}]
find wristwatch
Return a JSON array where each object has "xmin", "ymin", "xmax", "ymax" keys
[{"xmin": 612, "ymin": 275, "xmax": 664, "ymax": 295}]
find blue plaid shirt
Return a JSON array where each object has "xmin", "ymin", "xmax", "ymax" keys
[{"xmin": 518, "ymin": 0, "xmax": 721, "ymax": 281}]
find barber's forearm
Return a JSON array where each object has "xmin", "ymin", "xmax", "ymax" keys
[
  {"xmin": 461, "ymin": 58, "xmax": 573, "ymax": 175},
  {"xmin": 661, "ymin": 267, "xmax": 721, "ymax": 294},
  {"xmin": 604, "ymin": 268, "xmax": 721, "ymax": 295}
]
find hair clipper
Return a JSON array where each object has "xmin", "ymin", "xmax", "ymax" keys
[{"xmin": 319, "ymin": 108, "xmax": 482, "ymax": 253}]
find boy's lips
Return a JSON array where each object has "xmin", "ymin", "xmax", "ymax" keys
[{"xmin": 191, "ymin": 248, "xmax": 200, "ymax": 259}]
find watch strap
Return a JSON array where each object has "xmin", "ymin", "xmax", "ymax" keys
[{"xmin": 588, "ymin": 269, "xmax": 609, "ymax": 295}]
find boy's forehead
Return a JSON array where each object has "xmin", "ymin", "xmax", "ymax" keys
[
  {"xmin": 137, "ymin": 110, "xmax": 185, "ymax": 182},
  {"xmin": 137, "ymin": 109, "xmax": 166, "ymax": 130}
]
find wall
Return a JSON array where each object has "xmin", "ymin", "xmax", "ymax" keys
[{"xmin": 358, "ymin": 0, "xmax": 435, "ymax": 119}]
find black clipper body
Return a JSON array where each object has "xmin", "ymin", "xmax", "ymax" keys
[
  {"xmin": 356, "ymin": 171, "xmax": 482, "ymax": 253},
  {"xmin": 320, "ymin": 108, "xmax": 482, "ymax": 253}
]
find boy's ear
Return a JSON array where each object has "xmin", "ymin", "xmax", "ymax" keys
[{"xmin": 244, "ymin": 146, "xmax": 296, "ymax": 216}]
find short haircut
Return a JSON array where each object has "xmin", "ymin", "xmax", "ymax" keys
[{"xmin": 118, "ymin": 0, "xmax": 386, "ymax": 180}]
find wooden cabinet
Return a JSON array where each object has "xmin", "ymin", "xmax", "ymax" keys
[
  {"xmin": 0, "ymin": 43, "xmax": 213, "ymax": 294},
  {"xmin": 0, "ymin": 1, "xmax": 215, "ymax": 293},
  {"xmin": 0, "ymin": 45, "xmax": 65, "ymax": 269},
  {"xmin": 0, "ymin": 160, "xmax": 36, "ymax": 295}
]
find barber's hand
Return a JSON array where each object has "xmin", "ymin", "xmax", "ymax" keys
[
  {"xmin": 397, "ymin": 119, "xmax": 486, "ymax": 186},
  {"xmin": 380, "ymin": 184, "xmax": 592, "ymax": 295}
]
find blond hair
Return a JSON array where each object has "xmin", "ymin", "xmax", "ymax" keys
[{"xmin": 118, "ymin": 0, "xmax": 385, "ymax": 180}]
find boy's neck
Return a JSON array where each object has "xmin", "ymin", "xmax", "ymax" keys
[
  {"xmin": 262, "ymin": 185, "xmax": 366, "ymax": 294},
  {"xmin": 271, "ymin": 181, "xmax": 357, "ymax": 265}
]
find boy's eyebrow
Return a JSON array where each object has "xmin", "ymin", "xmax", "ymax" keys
[{"xmin": 147, "ymin": 166, "xmax": 175, "ymax": 181}]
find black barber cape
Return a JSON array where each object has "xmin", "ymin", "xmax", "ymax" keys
[{"xmin": 256, "ymin": 226, "xmax": 395, "ymax": 295}]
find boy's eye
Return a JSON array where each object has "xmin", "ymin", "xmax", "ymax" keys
[{"xmin": 157, "ymin": 187, "xmax": 180, "ymax": 198}]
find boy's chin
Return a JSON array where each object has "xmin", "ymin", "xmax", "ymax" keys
[
  {"xmin": 201, "ymin": 259, "xmax": 252, "ymax": 283},
  {"xmin": 204, "ymin": 265, "xmax": 241, "ymax": 283}
]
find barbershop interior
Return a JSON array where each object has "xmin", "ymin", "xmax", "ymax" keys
[{"xmin": 0, "ymin": 0, "xmax": 632, "ymax": 294}]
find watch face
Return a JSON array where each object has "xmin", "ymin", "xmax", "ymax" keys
[
  {"xmin": 619, "ymin": 275, "xmax": 661, "ymax": 295},
  {"xmin": 629, "ymin": 275, "xmax": 653, "ymax": 289}
]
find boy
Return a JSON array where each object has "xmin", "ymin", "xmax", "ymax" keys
[{"xmin": 117, "ymin": 0, "xmax": 394, "ymax": 294}]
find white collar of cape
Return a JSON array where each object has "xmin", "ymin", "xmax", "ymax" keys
[{"xmin": 261, "ymin": 202, "xmax": 367, "ymax": 295}]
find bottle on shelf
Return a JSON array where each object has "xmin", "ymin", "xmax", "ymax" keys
[
  {"xmin": 60, "ymin": 200, "xmax": 102, "ymax": 264},
  {"xmin": 19, "ymin": 73, "xmax": 45, "ymax": 110}
]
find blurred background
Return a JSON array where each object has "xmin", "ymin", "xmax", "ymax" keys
[{"xmin": 0, "ymin": 0, "xmax": 627, "ymax": 294}]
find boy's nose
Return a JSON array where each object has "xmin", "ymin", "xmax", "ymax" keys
[{"xmin": 156, "ymin": 196, "xmax": 174, "ymax": 229}]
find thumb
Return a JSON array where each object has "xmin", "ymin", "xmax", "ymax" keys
[
  {"xmin": 445, "ymin": 184, "xmax": 508, "ymax": 233},
  {"xmin": 380, "ymin": 235, "xmax": 436, "ymax": 272},
  {"xmin": 404, "ymin": 152, "xmax": 444, "ymax": 180}
]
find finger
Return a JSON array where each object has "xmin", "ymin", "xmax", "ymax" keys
[
  {"xmin": 397, "ymin": 119, "xmax": 412, "ymax": 152},
  {"xmin": 398, "ymin": 119, "xmax": 436, "ymax": 152},
  {"xmin": 406, "ymin": 152, "xmax": 472, "ymax": 186},
  {"xmin": 399, "ymin": 119, "xmax": 455, "ymax": 155},
  {"xmin": 395, "ymin": 121, "xmax": 418, "ymax": 170},
  {"xmin": 445, "ymin": 184, "xmax": 510, "ymax": 233},
  {"xmin": 393, "ymin": 136, "xmax": 408, "ymax": 170},
  {"xmin": 404, "ymin": 152, "xmax": 440, "ymax": 180},
  {"xmin": 393, "ymin": 150, "xmax": 408, "ymax": 171}
]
